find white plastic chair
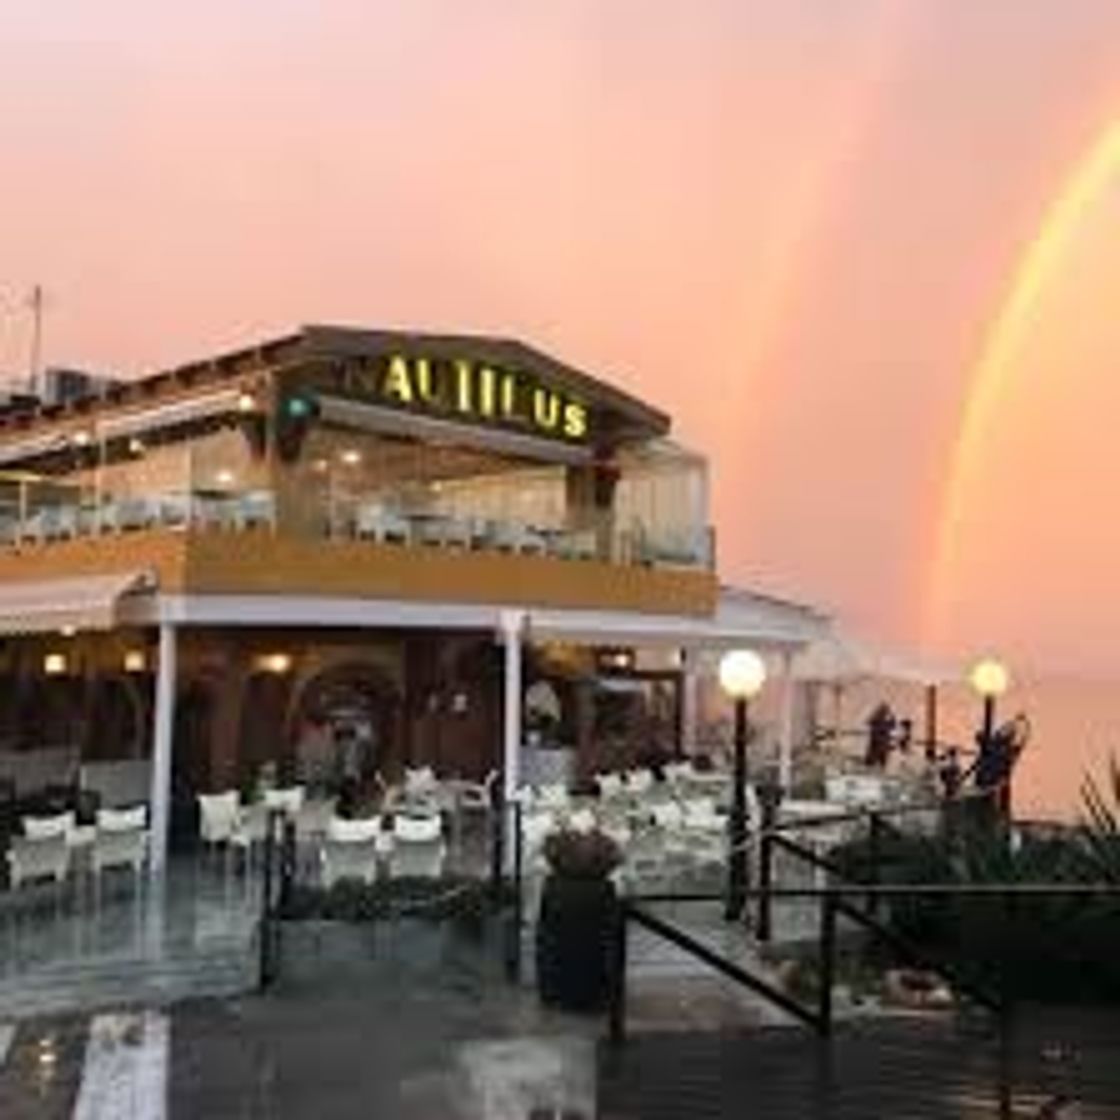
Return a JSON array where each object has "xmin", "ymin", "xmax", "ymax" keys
[
  {"xmin": 236, "ymin": 490, "xmax": 276, "ymax": 531},
  {"xmin": 23, "ymin": 811, "xmax": 76, "ymax": 841},
  {"xmin": 682, "ymin": 798, "xmax": 724, "ymax": 833},
  {"xmin": 597, "ymin": 773, "xmax": 625, "ymax": 800},
  {"xmin": 96, "ymin": 805, "xmax": 147, "ymax": 833},
  {"xmin": 567, "ymin": 807, "xmax": 597, "ymax": 834},
  {"xmin": 7, "ymin": 834, "xmax": 70, "ymax": 888},
  {"xmin": 327, "ymin": 816, "xmax": 382, "ymax": 843},
  {"xmin": 320, "ymin": 820, "xmax": 381, "ymax": 887},
  {"xmin": 91, "ymin": 820, "xmax": 147, "ymax": 897},
  {"xmin": 535, "ymin": 784, "xmax": 570, "ymax": 811},
  {"xmin": 198, "ymin": 791, "xmax": 241, "ymax": 854},
  {"xmin": 263, "ymin": 786, "xmax": 306, "ymax": 817},
  {"xmin": 354, "ymin": 502, "xmax": 411, "ymax": 544},
  {"xmin": 386, "ymin": 814, "xmax": 442, "ymax": 879},
  {"xmin": 403, "ymin": 766, "xmax": 438, "ymax": 799}
]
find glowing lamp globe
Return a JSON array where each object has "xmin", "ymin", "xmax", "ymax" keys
[
  {"xmin": 969, "ymin": 657, "xmax": 1010, "ymax": 699},
  {"xmin": 719, "ymin": 649, "xmax": 767, "ymax": 700}
]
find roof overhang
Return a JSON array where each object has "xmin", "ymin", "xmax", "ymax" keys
[
  {"xmin": 0, "ymin": 571, "xmax": 156, "ymax": 635},
  {"xmin": 794, "ymin": 630, "xmax": 962, "ymax": 687},
  {"xmin": 115, "ymin": 586, "xmax": 827, "ymax": 652}
]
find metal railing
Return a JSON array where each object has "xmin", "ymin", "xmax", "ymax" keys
[{"xmin": 607, "ymin": 880, "xmax": 1117, "ymax": 1049}]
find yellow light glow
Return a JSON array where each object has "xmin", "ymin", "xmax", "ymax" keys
[
  {"xmin": 60, "ymin": 625, "xmax": 76, "ymax": 638},
  {"xmin": 43, "ymin": 653, "xmax": 67, "ymax": 676},
  {"xmin": 718, "ymin": 649, "xmax": 767, "ymax": 700},
  {"xmin": 311, "ymin": 458, "xmax": 329, "ymax": 473},
  {"xmin": 340, "ymin": 449, "xmax": 361, "ymax": 466},
  {"xmin": 257, "ymin": 652, "xmax": 292, "ymax": 674},
  {"xmin": 124, "ymin": 649, "xmax": 146, "ymax": 673},
  {"xmin": 969, "ymin": 657, "xmax": 1010, "ymax": 698},
  {"xmin": 72, "ymin": 430, "xmax": 92, "ymax": 448},
  {"xmin": 215, "ymin": 469, "xmax": 235, "ymax": 487},
  {"xmin": 237, "ymin": 391, "xmax": 257, "ymax": 413},
  {"xmin": 930, "ymin": 122, "xmax": 1120, "ymax": 641},
  {"xmin": 127, "ymin": 436, "xmax": 145, "ymax": 456}
]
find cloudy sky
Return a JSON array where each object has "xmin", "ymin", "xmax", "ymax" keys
[{"xmin": 2, "ymin": 1, "xmax": 1120, "ymax": 673}]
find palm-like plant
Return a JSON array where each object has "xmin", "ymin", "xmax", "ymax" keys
[{"xmin": 1080, "ymin": 755, "xmax": 1120, "ymax": 884}]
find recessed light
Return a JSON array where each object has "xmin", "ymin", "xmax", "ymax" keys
[
  {"xmin": 237, "ymin": 391, "xmax": 257, "ymax": 413},
  {"xmin": 215, "ymin": 469, "xmax": 235, "ymax": 487},
  {"xmin": 340, "ymin": 449, "xmax": 361, "ymax": 466}
]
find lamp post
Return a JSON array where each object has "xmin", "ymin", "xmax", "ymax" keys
[
  {"xmin": 719, "ymin": 649, "xmax": 767, "ymax": 921},
  {"xmin": 969, "ymin": 656, "xmax": 1011, "ymax": 816}
]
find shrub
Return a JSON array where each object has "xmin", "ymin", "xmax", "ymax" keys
[{"xmin": 542, "ymin": 828, "xmax": 622, "ymax": 879}]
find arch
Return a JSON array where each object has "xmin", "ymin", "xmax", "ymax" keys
[{"xmin": 288, "ymin": 659, "xmax": 403, "ymax": 785}]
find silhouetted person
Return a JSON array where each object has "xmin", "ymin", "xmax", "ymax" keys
[
  {"xmin": 897, "ymin": 718, "xmax": 913, "ymax": 753},
  {"xmin": 865, "ymin": 703, "xmax": 896, "ymax": 769},
  {"xmin": 939, "ymin": 747, "xmax": 963, "ymax": 800}
]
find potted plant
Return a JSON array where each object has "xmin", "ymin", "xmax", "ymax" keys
[{"xmin": 535, "ymin": 827, "xmax": 622, "ymax": 1011}]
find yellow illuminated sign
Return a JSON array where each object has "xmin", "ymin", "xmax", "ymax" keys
[{"xmin": 352, "ymin": 354, "xmax": 589, "ymax": 442}]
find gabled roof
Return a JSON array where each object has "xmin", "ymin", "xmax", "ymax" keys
[
  {"xmin": 0, "ymin": 324, "xmax": 671, "ymax": 449},
  {"xmin": 298, "ymin": 324, "xmax": 670, "ymax": 442}
]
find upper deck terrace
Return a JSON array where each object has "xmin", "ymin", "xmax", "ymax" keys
[{"xmin": 0, "ymin": 326, "xmax": 718, "ymax": 617}]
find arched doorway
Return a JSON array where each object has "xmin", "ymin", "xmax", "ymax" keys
[{"xmin": 289, "ymin": 661, "xmax": 402, "ymax": 788}]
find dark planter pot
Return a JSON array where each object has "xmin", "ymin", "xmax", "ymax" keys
[{"xmin": 535, "ymin": 872, "xmax": 618, "ymax": 1012}]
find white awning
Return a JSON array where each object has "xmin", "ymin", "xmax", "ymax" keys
[
  {"xmin": 124, "ymin": 587, "xmax": 828, "ymax": 652},
  {"xmin": 0, "ymin": 571, "xmax": 157, "ymax": 635},
  {"xmin": 794, "ymin": 631, "xmax": 961, "ymax": 686},
  {"xmin": 529, "ymin": 588, "xmax": 829, "ymax": 652}
]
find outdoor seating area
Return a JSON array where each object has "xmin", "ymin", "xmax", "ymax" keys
[
  {"xmin": 193, "ymin": 769, "xmax": 502, "ymax": 889},
  {"xmin": 0, "ymin": 462, "xmax": 713, "ymax": 569}
]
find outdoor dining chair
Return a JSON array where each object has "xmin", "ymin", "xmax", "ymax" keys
[
  {"xmin": 22, "ymin": 810, "xmax": 76, "ymax": 842},
  {"xmin": 354, "ymin": 502, "xmax": 411, "ymax": 545},
  {"xmin": 235, "ymin": 490, "xmax": 276, "ymax": 531},
  {"xmin": 6, "ymin": 833, "xmax": 70, "ymax": 889},
  {"xmin": 197, "ymin": 791, "xmax": 241, "ymax": 860},
  {"xmin": 263, "ymin": 786, "xmax": 306, "ymax": 817},
  {"xmin": 596, "ymin": 772, "xmax": 625, "ymax": 800},
  {"xmin": 320, "ymin": 816, "xmax": 383, "ymax": 886},
  {"xmin": 91, "ymin": 808, "xmax": 148, "ymax": 902}
]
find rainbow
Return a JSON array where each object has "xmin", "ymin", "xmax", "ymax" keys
[{"xmin": 928, "ymin": 120, "xmax": 1120, "ymax": 644}]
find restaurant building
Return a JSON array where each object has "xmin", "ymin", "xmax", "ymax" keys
[{"xmin": 0, "ymin": 325, "xmax": 826, "ymax": 872}]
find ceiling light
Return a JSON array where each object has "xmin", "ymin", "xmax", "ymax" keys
[
  {"xmin": 257, "ymin": 652, "xmax": 292, "ymax": 674},
  {"xmin": 237, "ymin": 391, "xmax": 257, "ymax": 413},
  {"xmin": 44, "ymin": 653, "xmax": 67, "ymax": 676},
  {"xmin": 72, "ymin": 431, "xmax": 92, "ymax": 448},
  {"xmin": 215, "ymin": 469, "xmax": 235, "ymax": 487},
  {"xmin": 60, "ymin": 625, "xmax": 76, "ymax": 638},
  {"xmin": 340, "ymin": 449, "xmax": 361, "ymax": 466},
  {"xmin": 124, "ymin": 649, "xmax": 146, "ymax": 673}
]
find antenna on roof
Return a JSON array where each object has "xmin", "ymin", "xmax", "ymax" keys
[{"xmin": 26, "ymin": 284, "xmax": 46, "ymax": 396}]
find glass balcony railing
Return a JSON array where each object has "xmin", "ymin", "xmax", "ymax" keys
[{"xmin": 0, "ymin": 486, "xmax": 715, "ymax": 571}]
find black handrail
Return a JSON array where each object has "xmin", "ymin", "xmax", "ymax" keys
[{"xmin": 608, "ymin": 899, "xmax": 825, "ymax": 1043}]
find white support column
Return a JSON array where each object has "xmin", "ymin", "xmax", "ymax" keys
[
  {"xmin": 499, "ymin": 610, "xmax": 526, "ymax": 804},
  {"xmin": 778, "ymin": 649, "xmax": 795, "ymax": 792},
  {"xmin": 680, "ymin": 647, "xmax": 699, "ymax": 756},
  {"xmin": 149, "ymin": 622, "xmax": 177, "ymax": 879}
]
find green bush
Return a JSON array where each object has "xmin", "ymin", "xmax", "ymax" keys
[
  {"xmin": 827, "ymin": 771, "xmax": 1120, "ymax": 1005},
  {"xmin": 281, "ymin": 875, "xmax": 506, "ymax": 932}
]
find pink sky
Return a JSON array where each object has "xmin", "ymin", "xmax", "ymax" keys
[{"xmin": 3, "ymin": 1, "xmax": 1120, "ymax": 674}]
